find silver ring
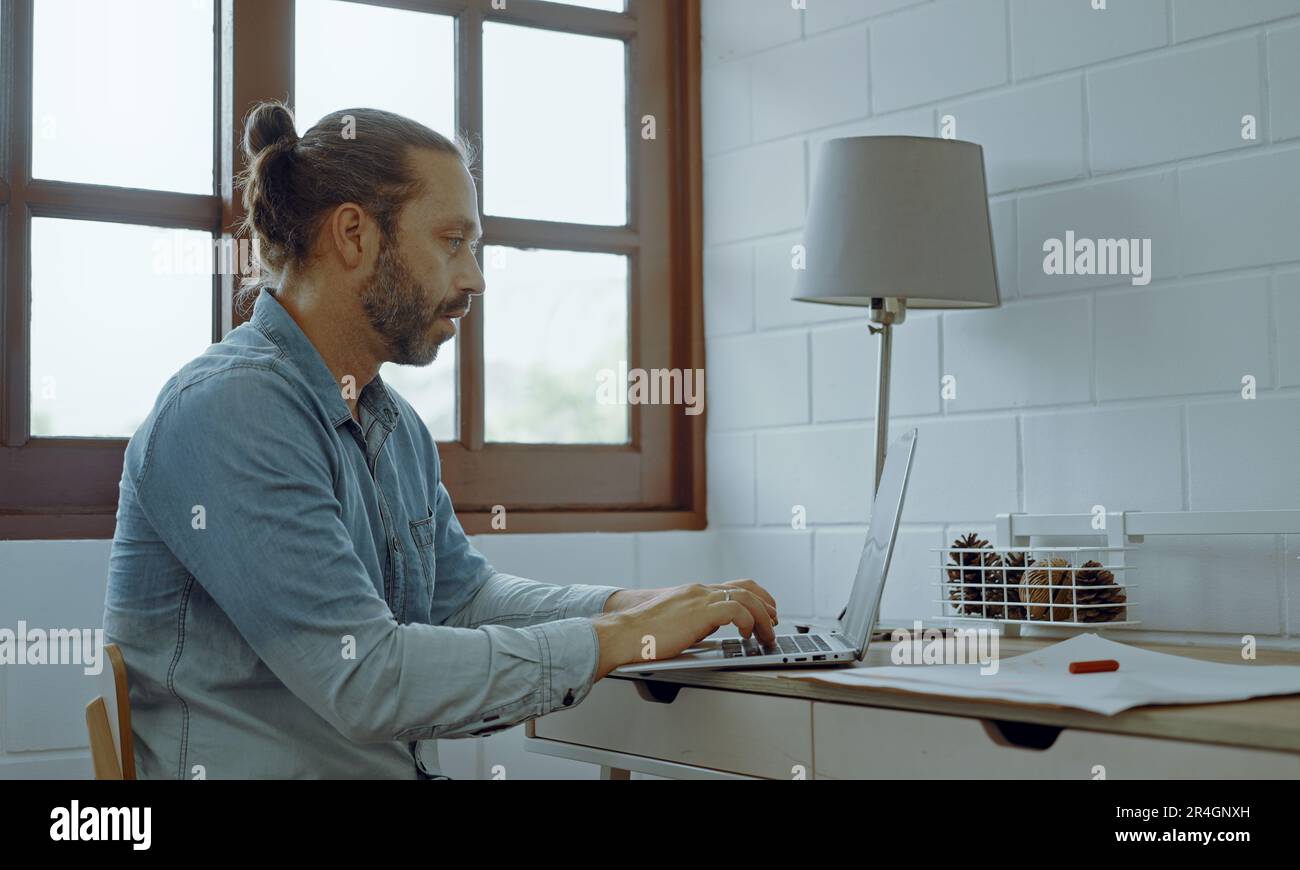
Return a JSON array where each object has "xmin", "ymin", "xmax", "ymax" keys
[{"xmin": 722, "ymin": 589, "xmax": 731, "ymax": 602}]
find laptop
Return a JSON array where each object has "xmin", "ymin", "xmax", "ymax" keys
[{"xmin": 615, "ymin": 429, "xmax": 917, "ymax": 675}]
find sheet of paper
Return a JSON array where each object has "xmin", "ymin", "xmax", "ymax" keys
[{"xmin": 789, "ymin": 633, "xmax": 1300, "ymax": 715}]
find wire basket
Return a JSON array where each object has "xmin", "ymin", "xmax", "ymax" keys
[{"xmin": 932, "ymin": 545, "xmax": 1138, "ymax": 628}]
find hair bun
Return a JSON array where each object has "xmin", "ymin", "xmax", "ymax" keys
[{"xmin": 243, "ymin": 100, "xmax": 299, "ymax": 159}]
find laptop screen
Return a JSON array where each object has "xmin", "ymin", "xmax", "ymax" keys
[{"xmin": 839, "ymin": 430, "xmax": 917, "ymax": 656}]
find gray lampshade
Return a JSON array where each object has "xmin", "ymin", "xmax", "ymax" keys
[{"xmin": 794, "ymin": 136, "xmax": 1000, "ymax": 309}]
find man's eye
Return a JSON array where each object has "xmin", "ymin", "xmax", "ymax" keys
[
  {"xmin": 469, "ymin": 240, "xmax": 481, "ymax": 256},
  {"xmin": 447, "ymin": 237, "xmax": 464, "ymax": 253}
]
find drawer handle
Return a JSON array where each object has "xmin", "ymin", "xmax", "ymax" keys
[
  {"xmin": 632, "ymin": 680, "xmax": 682, "ymax": 704},
  {"xmin": 981, "ymin": 719, "xmax": 1062, "ymax": 751}
]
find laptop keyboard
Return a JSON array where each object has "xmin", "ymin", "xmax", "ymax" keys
[{"xmin": 720, "ymin": 633, "xmax": 834, "ymax": 659}]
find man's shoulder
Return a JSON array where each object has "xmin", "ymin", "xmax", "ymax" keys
[
  {"xmin": 172, "ymin": 321, "xmax": 287, "ymax": 390},
  {"xmin": 161, "ymin": 333, "xmax": 302, "ymax": 419},
  {"xmin": 125, "ymin": 330, "xmax": 317, "ymax": 477}
]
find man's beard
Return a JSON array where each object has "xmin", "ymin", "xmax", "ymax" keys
[{"xmin": 360, "ymin": 240, "xmax": 449, "ymax": 366}]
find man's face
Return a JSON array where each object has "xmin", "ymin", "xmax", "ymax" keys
[{"xmin": 361, "ymin": 149, "xmax": 485, "ymax": 366}]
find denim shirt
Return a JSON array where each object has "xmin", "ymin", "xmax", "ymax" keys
[{"xmin": 104, "ymin": 288, "xmax": 619, "ymax": 779}]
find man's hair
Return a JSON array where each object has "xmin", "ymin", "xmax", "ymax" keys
[{"xmin": 235, "ymin": 100, "xmax": 475, "ymax": 309}]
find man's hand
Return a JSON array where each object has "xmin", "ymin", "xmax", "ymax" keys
[{"xmin": 590, "ymin": 580, "xmax": 779, "ymax": 679}]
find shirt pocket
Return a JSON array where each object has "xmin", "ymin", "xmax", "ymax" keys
[{"xmin": 409, "ymin": 507, "xmax": 436, "ymax": 608}]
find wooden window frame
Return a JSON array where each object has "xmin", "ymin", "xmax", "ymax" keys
[{"xmin": 0, "ymin": 0, "xmax": 705, "ymax": 539}]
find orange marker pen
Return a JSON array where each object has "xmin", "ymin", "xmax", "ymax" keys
[{"xmin": 1069, "ymin": 659, "xmax": 1120, "ymax": 674}]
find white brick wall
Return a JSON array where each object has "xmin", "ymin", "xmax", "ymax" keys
[
  {"xmin": 751, "ymin": 27, "xmax": 870, "ymax": 140},
  {"xmin": 811, "ymin": 314, "xmax": 940, "ymax": 421},
  {"xmin": 939, "ymin": 75, "xmax": 1087, "ymax": 193},
  {"xmin": 1173, "ymin": 0, "xmax": 1300, "ymax": 42},
  {"xmin": 1087, "ymin": 35, "xmax": 1262, "ymax": 172},
  {"xmin": 1179, "ymin": 149, "xmax": 1300, "ymax": 274},
  {"xmin": 1010, "ymin": 0, "xmax": 1167, "ymax": 79},
  {"xmin": 1278, "ymin": 269, "xmax": 1300, "ymax": 385},
  {"xmin": 870, "ymin": 0, "xmax": 1008, "ymax": 112},
  {"xmin": 1094, "ymin": 276, "xmax": 1272, "ymax": 400},
  {"xmin": 1269, "ymin": 22, "xmax": 1300, "ymax": 140},
  {"xmin": 1015, "ymin": 170, "xmax": 1180, "ymax": 295}
]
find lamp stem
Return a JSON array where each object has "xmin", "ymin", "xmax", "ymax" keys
[
  {"xmin": 835, "ymin": 302, "xmax": 901, "ymax": 626},
  {"xmin": 874, "ymin": 320, "xmax": 892, "ymax": 495}
]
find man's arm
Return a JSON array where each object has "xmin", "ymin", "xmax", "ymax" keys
[
  {"xmin": 135, "ymin": 367, "xmax": 606, "ymax": 743},
  {"xmin": 423, "ymin": 452, "xmax": 627, "ymax": 630},
  {"xmin": 442, "ymin": 570, "xmax": 621, "ymax": 630}
]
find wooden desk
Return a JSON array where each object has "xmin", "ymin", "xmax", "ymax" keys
[{"xmin": 525, "ymin": 637, "xmax": 1300, "ymax": 779}]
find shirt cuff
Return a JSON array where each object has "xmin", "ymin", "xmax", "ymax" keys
[
  {"xmin": 532, "ymin": 616, "xmax": 603, "ymax": 713},
  {"xmin": 558, "ymin": 584, "xmax": 623, "ymax": 620}
]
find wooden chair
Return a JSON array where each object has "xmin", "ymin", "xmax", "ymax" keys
[{"xmin": 85, "ymin": 643, "xmax": 136, "ymax": 780}]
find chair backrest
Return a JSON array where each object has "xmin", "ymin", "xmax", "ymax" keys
[{"xmin": 85, "ymin": 643, "xmax": 136, "ymax": 780}]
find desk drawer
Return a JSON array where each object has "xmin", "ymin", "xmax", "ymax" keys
[
  {"xmin": 535, "ymin": 678, "xmax": 813, "ymax": 779},
  {"xmin": 813, "ymin": 702, "xmax": 1300, "ymax": 779}
]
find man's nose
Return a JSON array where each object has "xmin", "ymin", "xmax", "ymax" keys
[{"xmin": 465, "ymin": 255, "xmax": 486, "ymax": 296}]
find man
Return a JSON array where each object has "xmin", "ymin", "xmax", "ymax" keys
[{"xmin": 104, "ymin": 102, "xmax": 779, "ymax": 779}]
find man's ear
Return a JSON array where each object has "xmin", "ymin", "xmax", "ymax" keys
[{"xmin": 325, "ymin": 203, "xmax": 373, "ymax": 271}]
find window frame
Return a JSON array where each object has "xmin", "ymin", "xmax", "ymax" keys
[{"xmin": 0, "ymin": 0, "xmax": 705, "ymax": 539}]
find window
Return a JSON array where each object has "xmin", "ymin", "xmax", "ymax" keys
[
  {"xmin": 0, "ymin": 0, "xmax": 224, "ymax": 539},
  {"xmin": 0, "ymin": 0, "xmax": 704, "ymax": 539}
]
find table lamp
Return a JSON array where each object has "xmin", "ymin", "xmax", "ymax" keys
[{"xmin": 793, "ymin": 136, "xmax": 1001, "ymax": 620}]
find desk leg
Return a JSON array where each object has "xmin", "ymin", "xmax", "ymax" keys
[{"xmin": 600, "ymin": 765, "xmax": 631, "ymax": 781}]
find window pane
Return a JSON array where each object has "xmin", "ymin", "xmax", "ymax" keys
[
  {"xmin": 538, "ymin": 0, "xmax": 625, "ymax": 10},
  {"xmin": 484, "ymin": 24, "xmax": 627, "ymax": 225},
  {"xmin": 381, "ymin": 340, "xmax": 457, "ymax": 443},
  {"xmin": 484, "ymin": 247, "xmax": 628, "ymax": 444},
  {"xmin": 30, "ymin": 219, "xmax": 213, "ymax": 437},
  {"xmin": 295, "ymin": 0, "xmax": 455, "ymax": 137},
  {"xmin": 32, "ymin": 0, "xmax": 215, "ymax": 194}
]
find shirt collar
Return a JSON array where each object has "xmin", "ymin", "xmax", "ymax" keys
[{"xmin": 249, "ymin": 287, "xmax": 399, "ymax": 432}]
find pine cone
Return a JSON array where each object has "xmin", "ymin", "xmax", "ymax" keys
[
  {"xmin": 1001, "ymin": 551, "xmax": 1028, "ymax": 621},
  {"xmin": 1022, "ymin": 559, "xmax": 1128, "ymax": 623},
  {"xmin": 946, "ymin": 533, "xmax": 1007, "ymax": 618},
  {"xmin": 1072, "ymin": 560, "xmax": 1128, "ymax": 623}
]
